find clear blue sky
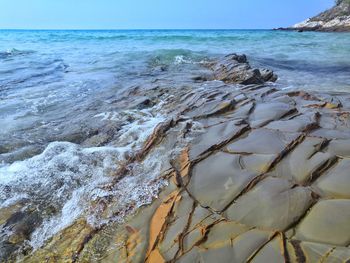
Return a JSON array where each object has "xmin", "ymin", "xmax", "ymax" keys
[{"xmin": 0, "ymin": 0, "xmax": 334, "ymax": 29}]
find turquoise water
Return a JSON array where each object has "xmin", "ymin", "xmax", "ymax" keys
[
  {"xmin": 0, "ymin": 29, "xmax": 350, "ymax": 250},
  {"xmin": 1, "ymin": 29, "xmax": 350, "ymax": 150},
  {"xmin": 1, "ymin": 30, "xmax": 350, "ymax": 90}
]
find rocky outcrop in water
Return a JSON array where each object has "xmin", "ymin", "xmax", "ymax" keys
[
  {"xmin": 211, "ymin": 54, "xmax": 278, "ymax": 84},
  {"xmin": 2, "ymin": 54, "xmax": 350, "ymax": 262},
  {"xmin": 278, "ymin": 1, "xmax": 350, "ymax": 32}
]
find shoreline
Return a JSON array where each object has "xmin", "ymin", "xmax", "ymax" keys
[
  {"xmin": 2, "ymin": 53, "xmax": 350, "ymax": 262},
  {"xmin": 274, "ymin": 27, "xmax": 350, "ymax": 33}
]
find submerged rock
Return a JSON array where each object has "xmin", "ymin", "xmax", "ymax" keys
[{"xmin": 0, "ymin": 207, "xmax": 42, "ymax": 262}]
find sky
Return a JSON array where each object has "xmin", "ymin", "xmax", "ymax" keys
[{"xmin": 0, "ymin": 0, "xmax": 334, "ymax": 30}]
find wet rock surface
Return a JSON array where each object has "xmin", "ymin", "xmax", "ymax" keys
[
  {"xmin": 1, "ymin": 53, "xmax": 350, "ymax": 262},
  {"xmin": 210, "ymin": 54, "xmax": 278, "ymax": 85}
]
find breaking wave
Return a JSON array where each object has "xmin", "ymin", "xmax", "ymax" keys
[{"xmin": 0, "ymin": 106, "xmax": 167, "ymax": 249}]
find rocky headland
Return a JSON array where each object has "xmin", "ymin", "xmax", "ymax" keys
[
  {"xmin": 1, "ymin": 53, "xmax": 350, "ymax": 262},
  {"xmin": 278, "ymin": 0, "xmax": 350, "ymax": 32}
]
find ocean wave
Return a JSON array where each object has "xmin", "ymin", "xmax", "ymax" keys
[
  {"xmin": 146, "ymin": 49, "xmax": 210, "ymax": 68},
  {"xmin": 255, "ymin": 56, "xmax": 350, "ymax": 73},
  {"xmin": 0, "ymin": 58, "xmax": 68, "ymax": 90},
  {"xmin": 0, "ymin": 48, "xmax": 35, "ymax": 59},
  {"xmin": 0, "ymin": 142, "xmax": 123, "ymax": 247},
  {"xmin": 31, "ymin": 33, "xmax": 243, "ymax": 42},
  {"xmin": 23, "ymin": 31, "xmax": 274, "ymax": 44},
  {"xmin": 0, "ymin": 103, "xmax": 168, "ymax": 250}
]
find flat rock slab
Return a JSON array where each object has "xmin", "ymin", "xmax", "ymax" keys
[
  {"xmin": 328, "ymin": 138, "xmax": 350, "ymax": 157},
  {"xmin": 265, "ymin": 113, "xmax": 318, "ymax": 132},
  {"xmin": 295, "ymin": 199, "xmax": 350, "ymax": 246},
  {"xmin": 311, "ymin": 128, "xmax": 350, "ymax": 139},
  {"xmin": 288, "ymin": 240, "xmax": 350, "ymax": 262},
  {"xmin": 225, "ymin": 128, "xmax": 300, "ymax": 155},
  {"xmin": 271, "ymin": 136, "xmax": 334, "ymax": 184},
  {"xmin": 249, "ymin": 102, "xmax": 296, "ymax": 127},
  {"xmin": 250, "ymin": 236, "xmax": 285, "ymax": 263},
  {"xmin": 187, "ymin": 151, "xmax": 258, "ymax": 211},
  {"xmin": 313, "ymin": 158, "xmax": 350, "ymax": 198},
  {"xmin": 179, "ymin": 224, "xmax": 273, "ymax": 263},
  {"xmin": 224, "ymin": 177, "xmax": 314, "ymax": 231},
  {"xmin": 189, "ymin": 121, "xmax": 248, "ymax": 160}
]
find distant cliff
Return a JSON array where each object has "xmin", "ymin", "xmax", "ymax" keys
[{"xmin": 279, "ymin": 0, "xmax": 350, "ymax": 32}]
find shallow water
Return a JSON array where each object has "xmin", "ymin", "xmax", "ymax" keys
[{"xmin": 0, "ymin": 29, "xmax": 350, "ymax": 251}]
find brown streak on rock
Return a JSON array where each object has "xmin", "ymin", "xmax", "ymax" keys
[
  {"xmin": 246, "ymin": 232, "xmax": 279, "ymax": 263},
  {"xmin": 71, "ymin": 228, "xmax": 99, "ymax": 263},
  {"xmin": 290, "ymin": 240, "xmax": 306, "ymax": 263},
  {"xmin": 174, "ymin": 202, "xmax": 197, "ymax": 260},
  {"xmin": 147, "ymin": 249, "xmax": 166, "ymax": 263},
  {"xmin": 281, "ymin": 232, "xmax": 291, "ymax": 263},
  {"xmin": 136, "ymin": 119, "xmax": 176, "ymax": 161},
  {"xmin": 288, "ymin": 112, "xmax": 303, "ymax": 120},
  {"xmin": 192, "ymin": 219, "xmax": 224, "ymax": 247},
  {"xmin": 319, "ymin": 247, "xmax": 336, "ymax": 263},
  {"xmin": 258, "ymin": 108, "xmax": 298, "ymax": 128},
  {"xmin": 283, "ymin": 201, "xmax": 318, "ymax": 240},
  {"xmin": 125, "ymin": 227, "xmax": 142, "ymax": 262},
  {"xmin": 260, "ymin": 87, "xmax": 278, "ymax": 98},
  {"xmin": 280, "ymin": 108, "xmax": 299, "ymax": 120},
  {"xmin": 170, "ymin": 148, "xmax": 191, "ymax": 188},
  {"xmin": 287, "ymin": 91, "xmax": 320, "ymax": 101},
  {"xmin": 266, "ymin": 134, "xmax": 306, "ymax": 172},
  {"xmin": 145, "ymin": 191, "xmax": 179, "ymax": 262},
  {"xmin": 306, "ymin": 138, "xmax": 330, "ymax": 160},
  {"xmin": 177, "ymin": 147, "xmax": 191, "ymax": 179},
  {"xmin": 248, "ymin": 101, "xmax": 257, "ymax": 115},
  {"xmin": 302, "ymin": 112, "xmax": 321, "ymax": 134},
  {"xmin": 191, "ymin": 125, "xmax": 251, "ymax": 164},
  {"xmin": 193, "ymin": 100, "xmax": 237, "ymax": 120},
  {"xmin": 241, "ymin": 84, "xmax": 266, "ymax": 91},
  {"xmin": 221, "ymin": 133, "xmax": 307, "ymax": 213},
  {"xmin": 104, "ymin": 118, "xmax": 178, "ymax": 192},
  {"xmin": 221, "ymin": 173, "xmax": 268, "ymax": 213},
  {"xmin": 305, "ymin": 102, "xmax": 327, "ymax": 109},
  {"xmin": 307, "ymin": 156, "xmax": 339, "ymax": 185}
]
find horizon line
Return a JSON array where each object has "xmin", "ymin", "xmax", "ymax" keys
[{"xmin": 0, "ymin": 28, "xmax": 276, "ymax": 31}]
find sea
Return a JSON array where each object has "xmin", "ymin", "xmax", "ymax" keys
[{"xmin": 0, "ymin": 29, "xmax": 350, "ymax": 249}]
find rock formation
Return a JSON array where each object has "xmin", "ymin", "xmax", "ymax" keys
[
  {"xmin": 210, "ymin": 54, "xmax": 278, "ymax": 84},
  {"xmin": 2, "ymin": 54, "xmax": 350, "ymax": 262},
  {"xmin": 279, "ymin": 0, "xmax": 350, "ymax": 32}
]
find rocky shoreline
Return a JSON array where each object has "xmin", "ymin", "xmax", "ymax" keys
[
  {"xmin": 1, "ymin": 53, "xmax": 350, "ymax": 262},
  {"xmin": 277, "ymin": 1, "xmax": 350, "ymax": 32}
]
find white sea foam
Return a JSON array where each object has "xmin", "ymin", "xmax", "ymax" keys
[
  {"xmin": 0, "ymin": 105, "xmax": 168, "ymax": 250},
  {"xmin": 174, "ymin": 55, "xmax": 209, "ymax": 65},
  {"xmin": 174, "ymin": 55, "xmax": 189, "ymax": 65}
]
